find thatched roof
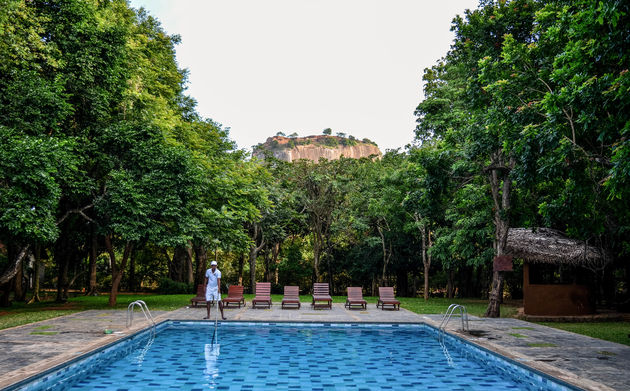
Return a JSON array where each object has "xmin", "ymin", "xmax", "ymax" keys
[{"xmin": 506, "ymin": 228, "xmax": 607, "ymax": 267}]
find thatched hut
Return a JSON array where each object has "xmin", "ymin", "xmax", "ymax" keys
[{"xmin": 507, "ymin": 228, "xmax": 608, "ymax": 316}]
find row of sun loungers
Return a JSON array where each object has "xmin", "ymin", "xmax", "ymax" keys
[{"xmin": 191, "ymin": 283, "xmax": 400, "ymax": 310}]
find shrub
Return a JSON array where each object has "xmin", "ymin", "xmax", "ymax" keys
[{"xmin": 158, "ymin": 277, "xmax": 193, "ymax": 294}]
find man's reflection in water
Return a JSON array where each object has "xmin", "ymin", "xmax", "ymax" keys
[{"xmin": 204, "ymin": 343, "xmax": 221, "ymax": 384}]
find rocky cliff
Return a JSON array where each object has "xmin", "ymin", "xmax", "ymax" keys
[{"xmin": 253, "ymin": 135, "xmax": 381, "ymax": 162}]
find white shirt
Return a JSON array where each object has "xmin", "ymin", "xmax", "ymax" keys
[{"xmin": 205, "ymin": 268, "xmax": 221, "ymax": 290}]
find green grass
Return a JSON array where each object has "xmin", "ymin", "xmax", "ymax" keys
[
  {"xmin": 3, "ymin": 292, "xmax": 628, "ymax": 349},
  {"xmin": 1, "ymin": 293, "xmax": 520, "ymax": 330},
  {"xmin": 536, "ymin": 321, "xmax": 630, "ymax": 346},
  {"xmin": 0, "ymin": 293, "xmax": 192, "ymax": 330},
  {"xmin": 508, "ymin": 333, "xmax": 528, "ymax": 338},
  {"xmin": 30, "ymin": 331, "xmax": 58, "ymax": 335},
  {"xmin": 0, "ymin": 310, "xmax": 77, "ymax": 330}
]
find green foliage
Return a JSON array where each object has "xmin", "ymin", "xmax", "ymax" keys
[
  {"xmin": 0, "ymin": 127, "xmax": 78, "ymax": 244},
  {"xmin": 277, "ymin": 238, "xmax": 312, "ymax": 287},
  {"xmin": 321, "ymin": 136, "xmax": 339, "ymax": 147},
  {"xmin": 2, "ymin": 0, "xmax": 628, "ymax": 314},
  {"xmin": 157, "ymin": 277, "xmax": 193, "ymax": 294}
]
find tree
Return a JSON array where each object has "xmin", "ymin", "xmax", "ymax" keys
[
  {"xmin": 416, "ymin": 0, "xmax": 540, "ymax": 316},
  {"xmin": 290, "ymin": 159, "xmax": 350, "ymax": 283},
  {"xmin": 403, "ymin": 145, "xmax": 453, "ymax": 300},
  {"xmin": 322, "ymin": 128, "xmax": 332, "ymax": 135}
]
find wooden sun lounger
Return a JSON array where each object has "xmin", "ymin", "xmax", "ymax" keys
[
  {"xmin": 312, "ymin": 282, "xmax": 332, "ymax": 309},
  {"xmin": 377, "ymin": 286, "xmax": 400, "ymax": 310},
  {"xmin": 281, "ymin": 286, "xmax": 301, "ymax": 309},
  {"xmin": 345, "ymin": 286, "xmax": 367, "ymax": 310},
  {"xmin": 191, "ymin": 284, "xmax": 207, "ymax": 307},
  {"xmin": 252, "ymin": 282, "xmax": 272, "ymax": 309},
  {"xmin": 222, "ymin": 285, "xmax": 245, "ymax": 308}
]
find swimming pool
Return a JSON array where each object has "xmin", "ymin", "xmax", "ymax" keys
[{"xmin": 11, "ymin": 322, "xmax": 581, "ymax": 391}]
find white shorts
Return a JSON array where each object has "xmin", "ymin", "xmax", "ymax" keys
[{"xmin": 205, "ymin": 289, "xmax": 221, "ymax": 302}]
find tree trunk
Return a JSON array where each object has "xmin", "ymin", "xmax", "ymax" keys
[
  {"xmin": 86, "ymin": 231, "xmax": 98, "ymax": 295},
  {"xmin": 484, "ymin": 152, "xmax": 513, "ymax": 318},
  {"xmin": 412, "ymin": 275, "xmax": 419, "ymax": 298},
  {"xmin": 396, "ymin": 268, "xmax": 408, "ymax": 297},
  {"xmin": 248, "ymin": 223, "xmax": 265, "ymax": 294},
  {"xmin": 237, "ymin": 253, "xmax": 245, "ymax": 286},
  {"xmin": 186, "ymin": 242, "xmax": 194, "ymax": 284},
  {"xmin": 418, "ymin": 219, "xmax": 433, "ymax": 301},
  {"xmin": 105, "ymin": 236, "xmax": 133, "ymax": 307},
  {"xmin": 447, "ymin": 269, "xmax": 454, "ymax": 299},
  {"xmin": 312, "ymin": 230, "xmax": 322, "ymax": 283},
  {"xmin": 193, "ymin": 242, "xmax": 208, "ymax": 289},
  {"xmin": 0, "ymin": 244, "xmax": 30, "ymax": 286},
  {"xmin": 171, "ymin": 245, "xmax": 190, "ymax": 283},
  {"xmin": 263, "ymin": 250, "xmax": 271, "ymax": 282},
  {"xmin": 371, "ymin": 275, "xmax": 377, "ymax": 296},
  {"xmin": 271, "ymin": 242, "xmax": 280, "ymax": 284},
  {"xmin": 56, "ymin": 249, "xmax": 69, "ymax": 303},
  {"xmin": 249, "ymin": 245, "xmax": 259, "ymax": 293},
  {"xmin": 14, "ymin": 251, "xmax": 24, "ymax": 302},
  {"xmin": 128, "ymin": 248, "xmax": 136, "ymax": 292},
  {"xmin": 486, "ymin": 270, "xmax": 505, "ymax": 316},
  {"xmin": 0, "ymin": 279, "xmax": 13, "ymax": 307},
  {"xmin": 377, "ymin": 224, "xmax": 392, "ymax": 286},
  {"xmin": 28, "ymin": 246, "xmax": 42, "ymax": 303}
]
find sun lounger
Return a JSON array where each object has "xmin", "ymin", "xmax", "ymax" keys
[
  {"xmin": 252, "ymin": 282, "xmax": 272, "ymax": 309},
  {"xmin": 281, "ymin": 286, "xmax": 301, "ymax": 309},
  {"xmin": 222, "ymin": 285, "xmax": 245, "ymax": 308},
  {"xmin": 377, "ymin": 286, "xmax": 400, "ymax": 310},
  {"xmin": 345, "ymin": 286, "xmax": 367, "ymax": 310},
  {"xmin": 312, "ymin": 282, "xmax": 332, "ymax": 309},
  {"xmin": 191, "ymin": 284, "xmax": 207, "ymax": 307}
]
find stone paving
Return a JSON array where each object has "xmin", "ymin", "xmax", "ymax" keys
[{"xmin": 0, "ymin": 303, "xmax": 628, "ymax": 391}]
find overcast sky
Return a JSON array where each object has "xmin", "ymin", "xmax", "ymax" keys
[{"xmin": 128, "ymin": 0, "xmax": 478, "ymax": 153}]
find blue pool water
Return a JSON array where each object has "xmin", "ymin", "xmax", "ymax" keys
[{"xmin": 19, "ymin": 322, "xmax": 580, "ymax": 391}]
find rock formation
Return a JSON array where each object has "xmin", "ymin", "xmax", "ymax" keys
[{"xmin": 253, "ymin": 135, "xmax": 381, "ymax": 163}]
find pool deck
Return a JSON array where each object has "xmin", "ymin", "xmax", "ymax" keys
[{"xmin": 0, "ymin": 303, "xmax": 628, "ymax": 391}]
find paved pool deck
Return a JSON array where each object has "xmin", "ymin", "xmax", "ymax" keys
[{"xmin": 0, "ymin": 303, "xmax": 628, "ymax": 391}]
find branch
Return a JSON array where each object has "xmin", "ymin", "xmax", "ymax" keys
[
  {"xmin": 562, "ymin": 106, "xmax": 576, "ymax": 144},
  {"xmin": 483, "ymin": 164, "xmax": 511, "ymax": 173},
  {"xmin": 56, "ymin": 203, "xmax": 95, "ymax": 225},
  {"xmin": 0, "ymin": 245, "xmax": 30, "ymax": 285}
]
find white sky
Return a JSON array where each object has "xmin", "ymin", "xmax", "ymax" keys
[{"xmin": 128, "ymin": 0, "xmax": 478, "ymax": 153}]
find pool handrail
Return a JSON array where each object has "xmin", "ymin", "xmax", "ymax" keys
[
  {"xmin": 438, "ymin": 304, "xmax": 469, "ymax": 336},
  {"xmin": 126, "ymin": 300, "xmax": 156, "ymax": 332}
]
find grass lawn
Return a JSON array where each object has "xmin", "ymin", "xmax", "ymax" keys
[
  {"xmin": 0, "ymin": 293, "xmax": 192, "ymax": 330},
  {"xmin": 4, "ymin": 293, "xmax": 627, "ymax": 347},
  {"xmin": 536, "ymin": 321, "xmax": 630, "ymax": 347},
  {"xmin": 0, "ymin": 293, "xmax": 518, "ymax": 330}
]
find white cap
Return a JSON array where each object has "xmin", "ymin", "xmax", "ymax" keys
[{"xmin": 210, "ymin": 261, "xmax": 217, "ymax": 266}]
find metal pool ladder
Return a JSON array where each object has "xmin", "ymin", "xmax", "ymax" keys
[
  {"xmin": 439, "ymin": 304, "xmax": 469, "ymax": 335},
  {"xmin": 126, "ymin": 300, "xmax": 156, "ymax": 331}
]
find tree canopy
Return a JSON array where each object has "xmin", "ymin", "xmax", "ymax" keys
[{"xmin": 1, "ymin": 0, "xmax": 628, "ymax": 316}]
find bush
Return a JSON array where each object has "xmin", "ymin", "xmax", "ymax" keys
[{"xmin": 158, "ymin": 278, "xmax": 193, "ymax": 294}]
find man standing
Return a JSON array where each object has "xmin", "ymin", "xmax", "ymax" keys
[{"xmin": 204, "ymin": 261, "xmax": 226, "ymax": 320}]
